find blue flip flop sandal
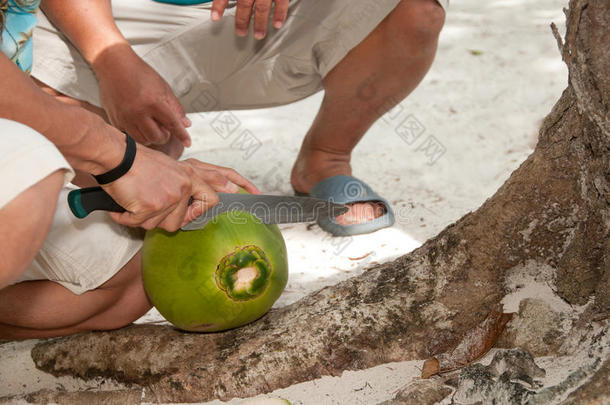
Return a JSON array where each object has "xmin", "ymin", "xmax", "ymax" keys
[{"xmin": 296, "ymin": 175, "xmax": 395, "ymax": 236}]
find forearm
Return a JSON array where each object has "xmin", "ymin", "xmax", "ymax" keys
[
  {"xmin": 41, "ymin": 0, "xmax": 133, "ymax": 69},
  {"xmin": 40, "ymin": 0, "xmax": 193, "ymax": 149},
  {"xmin": 0, "ymin": 55, "xmax": 123, "ymax": 175}
]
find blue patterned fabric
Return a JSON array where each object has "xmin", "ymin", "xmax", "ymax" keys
[{"xmin": 1, "ymin": 0, "xmax": 40, "ymax": 74}]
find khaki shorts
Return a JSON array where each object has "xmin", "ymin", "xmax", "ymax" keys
[
  {"xmin": 0, "ymin": 119, "xmax": 143, "ymax": 295},
  {"xmin": 33, "ymin": 0, "xmax": 447, "ymax": 111}
]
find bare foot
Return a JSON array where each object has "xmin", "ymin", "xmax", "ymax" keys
[
  {"xmin": 291, "ymin": 148, "xmax": 386, "ymax": 226},
  {"xmin": 334, "ymin": 201, "xmax": 386, "ymax": 226}
]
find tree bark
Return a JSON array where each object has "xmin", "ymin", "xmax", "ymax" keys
[{"xmin": 26, "ymin": 0, "xmax": 609, "ymax": 403}]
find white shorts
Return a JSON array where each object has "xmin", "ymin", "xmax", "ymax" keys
[
  {"xmin": 1, "ymin": 119, "xmax": 143, "ymax": 295},
  {"xmin": 33, "ymin": 0, "xmax": 448, "ymax": 111}
]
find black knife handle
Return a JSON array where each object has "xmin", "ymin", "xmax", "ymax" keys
[{"xmin": 68, "ymin": 187, "xmax": 126, "ymax": 218}]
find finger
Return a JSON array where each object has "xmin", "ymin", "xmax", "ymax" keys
[
  {"xmin": 133, "ymin": 120, "xmax": 157, "ymax": 146},
  {"xmin": 139, "ymin": 209, "xmax": 175, "ymax": 231},
  {"xmin": 108, "ymin": 210, "xmax": 152, "ymax": 228},
  {"xmin": 183, "ymin": 199, "xmax": 205, "ymax": 227},
  {"xmin": 108, "ymin": 202, "xmax": 175, "ymax": 229},
  {"xmin": 216, "ymin": 168, "xmax": 260, "ymax": 194},
  {"xmin": 108, "ymin": 114, "xmax": 146, "ymax": 145},
  {"xmin": 211, "ymin": 0, "xmax": 229, "ymax": 21},
  {"xmin": 109, "ymin": 211, "xmax": 136, "ymax": 227},
  {"xmin": 164, "ymin": 85, "xmax": 192, "ymax": 129},
  {"xmin": 135, "ymin": 200, "xmax": 182, "ymax": 231},
  {"xmin": 187, "ymin": 182, "xmax": 219, "ymax": 224},
  {"xmin": 154, "ymin": 103, "xmax": 192, "ymax": 148},
  {"xmin": 235, "ymin": 0, "xmax": 255, "ymax": 37},
  {"xmin": 273, "ymin": 0, "xmax": 289, "ymax": 29},
  {"xmin": 183, "ymin": 160, "xmax": 261, "ymax": 194},
  {"xmin": 156, "ymin": 195, "xmax": 191, "ymax": 232},
  {"xmin": 199, "ymin": 169, "xmax": 240, "ymax": 193},
  {"xmin": 253, "ymin": 0, "xmax": 272, "ymax": 39},
  {"xmin": 138, "ymin": 117, "xmax": 171, "ymax": 145},
  {"xmin": 132, "ymin": 128, "xmax": 153, "ymax": 146}
]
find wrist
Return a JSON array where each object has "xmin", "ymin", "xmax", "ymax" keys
[
  {"xmin": 80, "ymin": 129, "xmax": 128, "ymax": 176},
  {"xmin": 93, "ymin": 132, "xmax": 137, "ymax": 184},
  {"xmin": 90, "ymin": 43, "xmax": 139, "ymax": 77},
  {"xmin": 49, "ymin": 102, "xmax": 127, "ymax": 175}
]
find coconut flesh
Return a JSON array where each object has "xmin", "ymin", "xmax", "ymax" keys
[
  {"xmin": 233, "ymin": 267, "xmax": 258, "ymax": 293},
  {"xmin": 215, "ymin": 245, "xmax": 272, "ymax": 302}
]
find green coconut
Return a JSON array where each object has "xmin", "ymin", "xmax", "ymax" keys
[{"xmin": 142, "ymin": 207, "xmax": 288, "ymax": 332}]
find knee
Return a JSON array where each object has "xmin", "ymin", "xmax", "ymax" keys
[
  {"xmin": 87, "ymin": 262, "xmax": 153, "ymax": 331},
  {"xmin": 85, "ymin": 293, "xmax": 152, "ymax": 332},
  {"xmin": 392, "ymin": 0, "xmax": 445, "ymax": 48},
  {"xmin": 0, "ymin": 170, "xmax": 65, "ymax": 288},
  {"xmin": 95, "ymin": 303, "xmax": 153, "ymax": 331}
]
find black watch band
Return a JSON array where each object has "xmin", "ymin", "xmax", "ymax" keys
[{"xmin": 93, "ymin": 132, "xmax": 137, "ymax": 185}]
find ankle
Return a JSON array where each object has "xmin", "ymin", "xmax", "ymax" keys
[{"xmin": 291, "ymin": 147, "xmax": 353, "ymax": 193}]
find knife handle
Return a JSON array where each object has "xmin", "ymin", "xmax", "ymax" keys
[{"xmin": 68, "ymin": 187, "xmax": 126, "ymax": 218}]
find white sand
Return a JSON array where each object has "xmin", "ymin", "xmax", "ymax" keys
[{"xmin": 1, "ymin": 0, "xmax": 574, "ymax": 403}]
